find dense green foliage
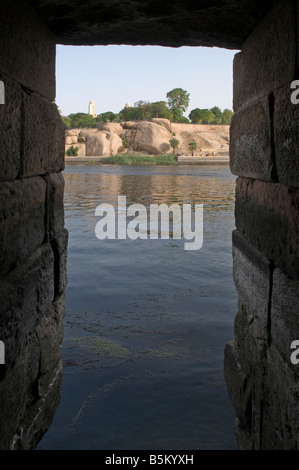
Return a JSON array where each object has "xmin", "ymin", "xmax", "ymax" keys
[
  {"xmin": 101, "ymin": 154, "xmax": 178, "ymax": 165},
  {"xmin": 60, "ymin": 88, "xmax": 233, "ymax": 128},
  {"xmin": 66, "ymin": 145, "xmax": 79, "ymax": 156},
  {"xmin": 169, "ymin": 137, "xmax": 180, "ymax": 155},
  {"xmin": 166, "ymin": 88, "xmax": 190, "ymax": 122},
  {"xmin": 189, "ymin": 106, "xmax": 234, "ymax": 124},
  {"xmin": 188, "ymin": 142, "xmax": 197, "ymax": 156}
]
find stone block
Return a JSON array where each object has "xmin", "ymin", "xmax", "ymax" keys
[
  {"xmin": 36, "ymin": 293, "xmax": 65, "ymax": 396},
  {"xmin": 232, "ymin": 230, "xmax": 271, "ymax": 339},
  {"xmin": 51, "ymin": 228, "xmax": 68, "ymax": 296},
  {"xmin": 45, "ymin": 172, "xmax": 65, "ymax": 240},
  {"xmin": 0, "ymin": 2, "xmax": 55, "ymax": 100},
  {"xmin": 233, "ymin": 0, "xmax": 296, "ymax": 111},
  {"xmin": 274, "ymin": 83, "xmax": 299, "ymax": 187},
  {"xmin": 271, "ymin": 267, "xmax": 299, "ymax": 368},
  {"xmin": 0, "ymin": 177, "xmax": 46, "ymax": 276},
  {"xmin": 0, "ymin": 340, "xmax": 62, "ymax": 449},
  {"xmin": 0, "ymin": 74, "xmax": 21, "ymax": 182},
  {"xmin": 0, "ymin": 243, "xmax": 54, "ymax": 368},
  {"xmin": 20, "ymin": 91, "xmax": 65, "ymax": 177},
  {"xmin": 224, "ymin": 340, "xmax": 252, "ymax": 431},
  {"xmin": 230, "ymin": 98, "xmax": 273, "ymax": 180},
  {"xmin": 235, "ymin": 177, "xmax": 299, "ymax": 279}
]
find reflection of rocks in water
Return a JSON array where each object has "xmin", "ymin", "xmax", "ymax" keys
[{"xmin": 0, "ymin": 288, "xmax": 65, "ymax": 449}]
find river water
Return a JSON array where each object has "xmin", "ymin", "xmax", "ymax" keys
[{"xmin": 37, "ymin": 164, "xmax": 238, "ymax": 450}]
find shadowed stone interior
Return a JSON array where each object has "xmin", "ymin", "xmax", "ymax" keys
[{"xmin": 27, "ymin": 0, "xmax": 275, "ymax": 48}]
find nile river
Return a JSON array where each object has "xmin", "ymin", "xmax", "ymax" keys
[{"xmin": 37, "ymin": 164, "xmax": 238, "ymax": 450}]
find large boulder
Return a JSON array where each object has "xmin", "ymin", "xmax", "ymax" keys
[
  {"xmin": 65, "ymin": 129, "xmax": 79, "ymax": 137},
  {"xmin": 122, "ymin": 121, "xmax": 138, "ymax": 130},
  {"xmin": 85, "ymin": 132, "xmax": 110, "ymax": 156},
  {"xmin": 78, "ymin": 128, "xmax": 98, "ymax": 138},
  {"xmin": 134, "ymin": 121, "xmax": 171, "ymax": 154},
  {"xmin": 85, "ymin": 131, "xmax": 124, "ymax": 156},
  {"xmin": 152, "ymin": 118, "xmax": 172, "ymax": 133},
  {"xmin": 105, "ymin": 132, "xmax": 124, "ymax": 154},
  {"xmin": 96, "ymin": 122, "xmax": 123, "ymax": 136}
]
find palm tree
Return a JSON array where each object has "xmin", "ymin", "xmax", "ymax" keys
[
  {"xmin": 169, "ymin": 137, "xmax": 179, "ymax": 155},
  {"xmin": 188, "ymin": 141, "xmax": 197, "ymax": 156}
]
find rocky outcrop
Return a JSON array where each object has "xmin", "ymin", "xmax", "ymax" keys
[{"xmin": 65, "ymin": 120, "xmax": 230, "ymax": 157}]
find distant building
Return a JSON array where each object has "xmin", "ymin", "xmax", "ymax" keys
[
  {"xmin": 125, "ymin": 102, "xmax": 131, "ymax": 108},
  {"xmin": 88, "ymin": 100, "xmax": 96, "ymax": 117}
]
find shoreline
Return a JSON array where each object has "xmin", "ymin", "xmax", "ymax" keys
[{"xmin": 65, "ymin": 155, "xmax": 230, "ymax": 165}]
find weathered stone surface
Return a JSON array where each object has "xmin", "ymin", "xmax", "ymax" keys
[
  {"xmin": 66, "ymin": 129, "xmax": 79, "ymax": 137},
  {"xmin": 85, "ymin": 131, "xmax": 111, "ymax": 156},
  {"xmin": 224, "ymin": 340, "xmax": 252, "ymax": 441},
  {"xmin": 0, "ymin": 177, "xmax": 46, "ymax": 276},
  {"xmin": 0, "ymin": 2, "xmax": 55, "ymax": 100},
  {"xmin": 51, "ymin": 228, "xmax": 68, "ymax": 296},
  {"xmin": 232, "ymin": 230, "xmax": 271, "ymax": 339},
  {"xmin": 259, "ymin": 344, "xmax": 299, "ymax": 449},
  {"xmin": 85, "ymin": 131, "xmax": 123, "ymax": 156},
  {"xmin": 78, "ymin": 128, "xmax": 98, "ymax": 138},
  {"xmin": 233, "ymin": 0, "xmax": 296, "ymax": 111},
  {"xmin": 28, "ymin": 0, "xmax": 275, "ymax": 48},
  {"xmin": 96, "ymin": 122, "xmax": 123, "ymax": 136},
  {"xmin": 122, "ymin": 121, "xmax": 137, "ymax": 130},
  {"xmin": 0, "ymin": 346, "xmax": 62, "ymax": 449},
  {"xmin": 45, "ymin": 172, "xmax": 65, "ymax": 240},
  {"xmin": 0, "ymin": 243, "xmax": 54, "ymax": 368},
  {"xmin": 274, "ymin": 83, "xmax": 299, "ymax": 187},
  {"xmin": 68, "ymin": 123, "xmax": 230, "ymax": 156},
  {"xmin": 235, "ymin": 177, "xmax": 299, "ymax": 279},
  {"xmin": 152, "ymin": 118, "xmax": 172, "ymax": 133},
  {"xmin": 135, "ymin": 121, "xmax": 171, "ymax": 155},
  {"xmin": 21, "ymin": 91, "xmax": 65, "ymax": 177},
  {"xmin": 0, "ymin": 75, "xmax": 21, "ymax": 182},
  {"xmin": 271, "ymin": 268, "xmax": 299, "ymax": 369},
  {"xmin": 106, "ymin": 131, "xmax": 124, "ymax": 155},
  {"xmin": 36, "ymin": 293, "xmax": 65, "ymax": 396},
  {"xmin": 230, "ymin": 99, "xmax": 273, "ymax": 181}
]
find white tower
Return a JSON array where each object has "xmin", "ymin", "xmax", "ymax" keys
[{"xmin": 88, "ymin": 100, "xmax": 96, "ymax": 117}]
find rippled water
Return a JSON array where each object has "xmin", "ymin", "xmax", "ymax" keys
[{"xmin": 37, "ymin": 164, "xmax": 238, "ymax": 450}]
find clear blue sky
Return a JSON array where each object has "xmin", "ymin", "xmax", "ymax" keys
[{"xmin": 56, "ymin": 45, "xmax": 238, "ymax": 117}]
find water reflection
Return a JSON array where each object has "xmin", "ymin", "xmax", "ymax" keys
[{"xmin": 38, "ymin": 164, "xmax": 238, "ymax": 450}]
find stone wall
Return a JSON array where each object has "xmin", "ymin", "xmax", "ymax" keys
[
  {"xmin": 224, "ymin": 0, "xmax": 299, "ymax": 449},
  {"xmin": 0, "ymin": 3, "xmax": 66, "ymax": 449}
]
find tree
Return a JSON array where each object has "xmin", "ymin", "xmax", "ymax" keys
[
  {"xmin": 210, "ymin": 106, "xmax": 223, "ymax": 124},
  {"xmin": 169, "ymin": 137, "xmax": 179, "ymax": 155},
  {"xmin": 96, "ymin": 111, "xmax": 116, "ymax": 122},
  {"xmin": 166, "ymin": 88, "xmax": 190, "ymax": 122},
  {"xmin": 189, "ymin": 108, "xmax": 214, "ymax": 124},
  {"xmin": 188, "ymin": 142, "xmax": 197, "ymax": 156},
  {"xmin": 222, "ymin": 109, "xmax": 234, "ymax": 124},
  {"xmin": 61, "ymin": 116, "xmax": 71, "ymax": 128},
  {"xmin": 149, "ymin": 101, "xmax": 173, "ymax": 120},
  {"xmin": 134, "ymin": 100, "xmax": 151, "ymax": 120},
  {"xmin": 166, "ymin": 88, "xmax": 190, "ymax": 114},
  {"xmin": 66, "ymin": 145, "xmax": 79, "ymax": 156},
  {"xmin": 119, "ymin": 106, "xmax": 143, "ymax": 121},
  {"xmin": 68, "ymin": 113, "xmax": 95, "ymax": 128}
]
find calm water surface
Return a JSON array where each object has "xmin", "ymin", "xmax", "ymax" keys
[{"xmin": 38, "ymin": 164, "xmax": 238, "ymax": 450}]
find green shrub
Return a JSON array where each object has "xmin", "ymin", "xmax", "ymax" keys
[
  {"xmin": 66, "ymin": 145, "xmax": 79, "ymax": 156},
  {"xmin": 101, "ymin": 153, "xmax": 177, "ymax": 165}
]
